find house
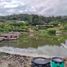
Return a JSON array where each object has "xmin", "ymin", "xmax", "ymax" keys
[
  {"xmin": 1, "ymin": 32, "xmax": 21, "ymax": 40},
  {"xmin": 56, "ymin": 31, "xmax": 62, "ymax": 36},
  {"xmin": 36, "ymin": 25, "xmax": 54, "ymax": 29}
]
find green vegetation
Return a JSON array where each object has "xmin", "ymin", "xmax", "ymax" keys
[
  {"xmin": 0, "ymin": 21, "xmax": 29, "ymax": 32},
  {"xmin": 0, "ymin": 14, "xmax": 67, "ymax": 25},
  {"xmin": 47, "ymin": 29, "xmax": 56, "ymax": 35},
  {"xmin": 0, "ymin": 14, "xmax": 67, "ymax": 47}
]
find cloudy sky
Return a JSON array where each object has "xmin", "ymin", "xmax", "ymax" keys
[{"xmin": 0, "ymin": 0, "xmax": 67, "ymax": 16}]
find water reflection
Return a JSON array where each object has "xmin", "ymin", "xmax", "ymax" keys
[
  {"xmin": 37, "ymin": 45, "xmax": 67, "ymax": 57},
  {"xmin": 0, "ymin": 45, "xmax": 67, "ymax": 57}
]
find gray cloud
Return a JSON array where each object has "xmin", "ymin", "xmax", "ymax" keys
[{"xmin": 0, "ymin": 0, "xmax": 67, "ymax": 16}]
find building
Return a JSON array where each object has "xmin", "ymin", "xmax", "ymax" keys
[
  {"xmin": 1, "ymin": 32, "xmax": 21, "ymax": 40},
  {"xmin": 56, "ymin": 31, "xmax": 62, "ymax": 36}
]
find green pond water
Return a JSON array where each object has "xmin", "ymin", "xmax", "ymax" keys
[
  {"xmin": 0, "ymin": 33, "xmax": 67, "ymax": 48},
  {"xmin": 0, "ymin": 32, "xmax": 66, "ymax": 48},
  {"xmin": 0, "ymin": 33, "xmax": 67, "ymax": 57}
]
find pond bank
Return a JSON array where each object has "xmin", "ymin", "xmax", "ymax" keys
[
  {"xmin": 0, "ymin": 53, "xmax": 32, "ymax": 67},
  {"xmin": 0, "ymin": 46, "xmax": 67, "ymax": 58},
  {"xmin": 0, "ymin": 53, "xmax": 67, "ymax": 67},
  {"xmin": 0, "ymin": 46, "xmax": 51, "ymax": 58}
]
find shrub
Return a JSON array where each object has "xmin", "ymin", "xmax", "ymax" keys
[
  {"xmin": 47, "ymin": 29, "xmax": 56, "ymax": 35},
  {"xmin": 64, "ymin": 25, "xmax": 67, "ymax": 30}
]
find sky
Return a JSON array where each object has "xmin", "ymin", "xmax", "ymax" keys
[{"xmin": 0, "ymin": 0, "xmax": 67, "ymax": 16}]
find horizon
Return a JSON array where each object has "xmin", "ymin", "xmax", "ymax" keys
[{"xmin": 0, "ymin": 13, "xmax": 67, "ymax": 17}]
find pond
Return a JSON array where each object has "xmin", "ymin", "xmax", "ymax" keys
[{"xmin": 0, "ymin": 32, "xmax": 67, "ymax": 57}]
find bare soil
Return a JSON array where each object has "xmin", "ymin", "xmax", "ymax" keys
[{"xmin": 0, "ymin": 53, "xmax": 67, "ymax": 67}]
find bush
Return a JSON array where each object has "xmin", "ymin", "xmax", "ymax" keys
[
  {"xmin": 47, "ymin": 29, "xmax": 56, "ymax": 35},
  {"xmin": 64, "ymin": 25, "xmax": 67, "ymax": 30}
]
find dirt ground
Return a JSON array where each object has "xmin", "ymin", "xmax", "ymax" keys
[
  {"xmin": 0, "ymin": 53, "xmax": 33, "ymax": 67},
  {"xmin": 0, "ymin": 53, "xmax": 67, "ymax": 67}
]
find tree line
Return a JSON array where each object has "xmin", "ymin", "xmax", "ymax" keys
[{"xmin": 0, "ymin": 14, "xmax": 67, "ymax": 25}]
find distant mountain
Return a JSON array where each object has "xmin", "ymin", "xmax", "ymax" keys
[{"xmin": 0, "ymin": 0, "xmax": 67, "ymax": 16}]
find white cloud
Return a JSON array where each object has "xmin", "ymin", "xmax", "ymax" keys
[
  {"xmin": 0, "ymin": 0, "xmax": 67, "ymax": 16},
  {"xmin": 0, "ymin": 0, "xmax": 25, "ymax": 8},
  {"xmin": 4, "ymin": 4, "xmax": 18, "ymax": 8}
]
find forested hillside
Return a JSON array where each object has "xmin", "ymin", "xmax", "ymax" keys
[{"xmin": 0, "ymin": 14, "xmax": 67, "ymax": 25}]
